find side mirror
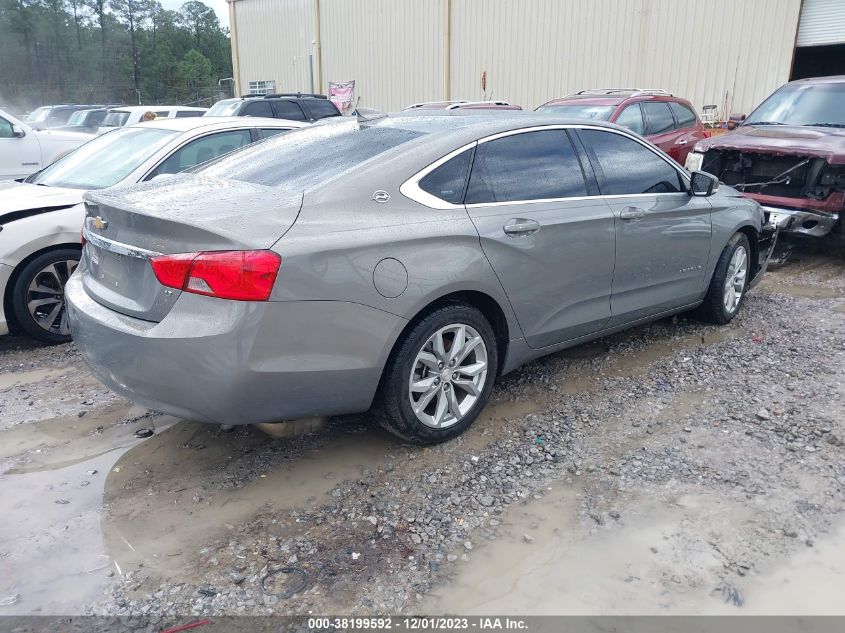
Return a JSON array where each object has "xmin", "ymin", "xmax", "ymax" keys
[
  {"xmin": 11, "ymin": 124, "xmax": 25, "ymax": 138},
  {"xmin": 690, "ymin": 171, "xmax": 718, "ymax": 197},
  {"xmin": 727, "ymin": 113, "xmax": 746, "ymax": 130}
]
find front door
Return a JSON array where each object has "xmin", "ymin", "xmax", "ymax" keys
[
  {"xmin": 462, "ymin": 129, "xmax": 616, "ymax": 348},
  {"xmin": 577, "ymin": 128, "xmax": 712, "ymax": 326},
  {"xmin": 0, "ymin": 115, "xmax": 41, "ymax": 180}
]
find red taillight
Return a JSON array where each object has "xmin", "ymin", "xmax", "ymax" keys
[{"xmin": 150, "ymin": 250, "xmax": 281, "ymax": 301}]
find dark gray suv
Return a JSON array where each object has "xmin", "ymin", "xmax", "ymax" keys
[{"xmin": 205, "ymin": 93, "xmax": 340, "ymax": 122}]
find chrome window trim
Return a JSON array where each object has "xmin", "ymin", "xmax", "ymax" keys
[
  {"xmin": 82, "ymin": 225, "xmax": 162, "ymax": 260},
  {"xmin": 401, "ymin": 124, "xmax": 690, "ymax": 210}
]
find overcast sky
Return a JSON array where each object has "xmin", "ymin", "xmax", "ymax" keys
[{"xmin": 160, "ymin": 0, "xmax": 230, "ymax": 29}]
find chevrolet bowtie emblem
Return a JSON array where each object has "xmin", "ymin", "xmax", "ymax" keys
[{"xmin": 92, "ymin": 216, "xmax": 108, "ymax": 230}]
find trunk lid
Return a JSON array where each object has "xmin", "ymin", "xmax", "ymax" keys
[{"xmin": 81, "ymin": 174, "xmax": 301, "ymax": 321}]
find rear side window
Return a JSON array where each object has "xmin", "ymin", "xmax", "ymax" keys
[
  {"xmin": 465, "ymin": 130, "xmax": 587, "ymax": 204},
  {"xmin": 419, "ymin": 149, "xmax": 473, "ymax": 204},
  {"xmin": 244, "ymin": 101, "xmax": 274, "ymax": 117},
  {"xmin": 150, "ymin": 130, "xmax": 252, "ymax": 177},
  {"xmin": 154, "ymin": 110, "xmax": 169, "ymax": 117},
  {"xmin": 614, "ymin": 104, "xmax": 645, "ymax": 135},
  {"xmin": 304, "ymin": 99, "xmax": 340, "ymax": 119},
  {"xmin": 175, "ymin": 110, "xmax": 204, "ymax": 118},
  {"xmin": 668, "ymin": 102, "xmax": 697, "ymax": 129},
  {"xmin": 271, "ymin": 101, "xmax": 307, "ymax": 121},
  {"xmin": 580, "ymin": 129, "xmax": 683, "ymax": 195},
  {"xmin": 642, "ymin": 102, "xmax": 675, "ymax": 134},
  {"xmin": 259, "ymin": 127, "xmax": 290, "ymax": 139}
]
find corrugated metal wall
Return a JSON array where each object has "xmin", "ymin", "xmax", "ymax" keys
[
  {"xmin": 797, "ymin": 0, "xmax": 845, "ymax": 46},
  {"xmin": 230, "ymin": 0, "xmax": 315, "ymax": 95},
  {"xmin": 230, "ymin": 0, "xmax": 802, "ymax": 115}
]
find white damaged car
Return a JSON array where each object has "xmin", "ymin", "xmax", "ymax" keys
[{"xmin": 0, "ymin": 116, "xmax": 307, "ymax": 343}]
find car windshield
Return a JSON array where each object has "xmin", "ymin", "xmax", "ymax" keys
[
  {"xmin": 197, "ymin": 121, "xmax": 424, "ymax": 190},
  {"xmin": 102, "ymin": 111, "xmax": 130, "ymax": 127},
  {"xmin": 26, "ymin": 107, "xmax": 51, "ymax": 123},
  {"xmin": 67, "ymin": 110, "xmax": 88, "ymax": 125},
  {"xmin": 206, "ymin": 100, "xmax": 242, "ymax": 116},
  {"xmin": 744, "ymin": 83, "xmax": 845, "ymax": 127},
  {"xmin": 30, "ymin": 127, "xmax": 178, "ymax": 190},
  {"xmin": 536, "ymin": 103, "xmax": 616, "ymax": 120}
]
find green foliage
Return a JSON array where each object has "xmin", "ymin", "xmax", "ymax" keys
[{"xmin": 0, "ymin": 0, "xmax": 232, "ymax": 110}]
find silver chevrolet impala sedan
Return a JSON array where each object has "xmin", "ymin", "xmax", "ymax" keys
[{"xmin": 67, "ymin": 113, "xmax": 775, "ymax": 443}]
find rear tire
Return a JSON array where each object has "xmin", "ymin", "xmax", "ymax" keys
[
  {"xmin": 11, "ymin": 247, "xmax": 80, "ymax": 344},
  {"xmin": 698, "ymin": 232, "xmax": 750, "ymax": 325},
  {"xmin": 375, "ymin": 303, "xmax": 498, "ymax": 444}
]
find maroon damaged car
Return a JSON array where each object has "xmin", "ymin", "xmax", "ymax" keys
[{"xmin": 686, "ymin": 76, "xmax": 845, "ymax": 238}]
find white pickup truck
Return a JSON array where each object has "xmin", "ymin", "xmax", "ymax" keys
[{"xmin": 0, "ymin": 108, "xmax": 91, "ymax": 181}]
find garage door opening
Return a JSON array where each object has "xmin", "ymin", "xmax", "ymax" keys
[{"xmin": 791, "ymin": 43, "xmax": 845, "ymax": 80}]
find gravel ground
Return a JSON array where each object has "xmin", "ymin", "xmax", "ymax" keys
[{"xmin": 1, "ymin": 239, "xmax": 843, "ymax": 625}]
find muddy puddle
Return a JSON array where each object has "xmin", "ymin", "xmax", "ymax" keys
[{"xmin": 422, "ymin": 485, "xmax": 845, "ymax": 615}]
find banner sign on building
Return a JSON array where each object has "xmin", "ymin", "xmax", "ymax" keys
[{"xmin": 329, "ymin": 80, "xmax": 355, "ymax": 114}]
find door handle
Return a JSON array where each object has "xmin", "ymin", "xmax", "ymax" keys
[
  {"xmin": 503, "ymin": 218, "xmax": 540, "ymax": 236},
  {"xmin": 619, "ymin": 207, "xmax": 645, "ymax": 221},
  {"xmin": 677, "ymin": 139, "xmax": 688, "ymax": 145}
]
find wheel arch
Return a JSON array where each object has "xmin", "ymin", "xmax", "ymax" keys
[
  {"xmin": 3, "ymin": 242, "xmax": 82, "ymax": 330},
  {"xmin": 378, "ymin": 289, "xmax": 511, "ymax": 388},
  {"xmin": 734, "ymin": 223, "xmax": 760, "ymax": 283}
]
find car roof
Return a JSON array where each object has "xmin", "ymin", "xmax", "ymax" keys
[
  {"xmin": 788, "ymin": 75, "xmax": 845, "ymax": 86},
  {"xmin": 540, "ymin": 93, "xmax": 689, "ymax": 108},
  {"xmin": 108, "ymin": 105, "xmax": 207, "ymax": 113},
  {"xmin": 127, "ymin": 116, "xmax": 309, "ymax": 133}
]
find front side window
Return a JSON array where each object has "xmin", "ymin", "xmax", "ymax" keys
[
  {"xmin": 614, "ymin": 104, "xmax": 644, "ymax": 134},
  {"xmin": 244, "ymin": 101, "xmax": 274, "ymax": 118},
  {"xmin": 30, "ymin": 127, "xmax": 178, "ymax": 189},
  {"xmin": 580, "ymin": 129, "xmax": 683, "ymax": 195},
  {"xmin": 465, "ymin": 130, "xmax": 587, "ymax": 204},
  {"xmin": 272, "ymin": 101, "xmax": 307, "ymax": 121},
  {"xmin": 0, "ymin": 116, "xmax": 14, "ymax": 138},
  {"xmin": 175, "ymin": 110, "xmax": 204, "ymax": 118},
  {"xmin": 642, "ymin": 102, "xmax": 675, "ymax": 135},
  {"xmin": 419, "ymin": 149, "xmax": 473, "ymax": 204},
  {"xmin": 669, "ymin": 102, "xmax": 697, "ymax": 128},
  {"xmin": 67, "ymin": 111, "xmax": 87, "ymax": 125},
  {"xmin": 151, "ymin": 130, "xmax": 252, "ymax": 176}
]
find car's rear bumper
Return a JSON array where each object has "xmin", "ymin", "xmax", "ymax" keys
[{"xmin": 66, "ymin": 275, "xmax": 406, "ymax": 424}]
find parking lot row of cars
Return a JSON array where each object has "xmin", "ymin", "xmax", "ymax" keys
[{"xmin": 0, "ymin": 75, "xmax": 841, "ymax": 442}]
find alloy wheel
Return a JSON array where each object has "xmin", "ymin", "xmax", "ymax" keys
[
  {"xmin": 26, "ymin": 259, "xmax": 78, "ymax": 336},
  {"xmin": 723, "ymin": 245, "xmax": 748, "ymax": 314},
  {"xmin": 408, "ymin": 323, "xmax": 489, "ymax": 429}
]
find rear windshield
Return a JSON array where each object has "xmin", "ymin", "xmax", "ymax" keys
[
  {"xmin": 197, "ymin": 122, "xmax": 424, "ymax": 190},
  {"xmin": 536, "ymin": 103, "xmax": 616, "ymax": 120},
  {"xmin": 206, "ymin": 100, "xmax": 242, "ymax": 116},
  {"xmin": 102, "ymin": 111, "xmax": 130, "ymax": 127}
]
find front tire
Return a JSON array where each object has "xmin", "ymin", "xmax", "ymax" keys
[
  {"xmin": 698, "ymin": 232, "xmax": 750, "ymax": 324},
  {"xmin": 375, "ymin": 303, "xmax": 498, "ymax": 444},
  {"xmin": 11, "ymin": 247, "xmax": 80, "ymax": 344}
]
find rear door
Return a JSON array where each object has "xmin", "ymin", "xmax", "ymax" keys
[
  {"xmin": 462, "ymin": 128, "xmax": 616, "ymax": 348},
  {"xmin": 642, "ymin": 101, "xmax": 684, "ymax": 161},
  {"xmin": 668, "ymin": 101, "xmax": 707, "ymax": 163},
  {"xmin": 270, "ymin": 101, "xmax": 308, "ymax": 121},
  {"xmin": 577, "ymin": 128, "xmax": 711, "ymax": 326}
]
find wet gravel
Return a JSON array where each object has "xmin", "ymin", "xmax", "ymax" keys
[{"xmin": 1, "ymin": 241, "xmax": 844, "ymax": 624}]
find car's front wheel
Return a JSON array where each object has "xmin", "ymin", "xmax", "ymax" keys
[
  {"xmin": 698, "ymin": 232, "xmax": 751, "ymax": 324},
  {"xmin": 11, "ymin": 247, "xmax": 80, "ymax": 344},
  {"xmin": 376, "ymin": 304, "xmax": 498, "ymax": 444}
]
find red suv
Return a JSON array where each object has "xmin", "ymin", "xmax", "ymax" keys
[{"xmin": 537, "ymin": 89, "xmax": 710, "ymax": 164}]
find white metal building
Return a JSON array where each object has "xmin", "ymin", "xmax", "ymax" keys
[{"xmin": 227, "ymin": 0, "xmax": 845, "ymax": 117}]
